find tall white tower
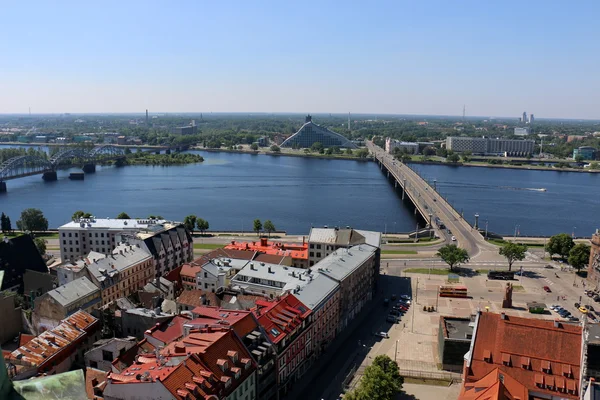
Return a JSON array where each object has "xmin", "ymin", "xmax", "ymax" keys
[{"xmin": 348, "ymin": 112, "xmax": 351, "ymax": 130}]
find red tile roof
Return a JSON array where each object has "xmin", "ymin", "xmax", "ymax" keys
[
  {"xmin": 8, "ymin": 310, "xmax": 99, "ymax": 370},
  {"xmin": 253, "ymin": 293, "xmax": 311, "ymax": 344},
  {"xmin": 145, "ymin": 315, "xmax": 191, "ymax": 345},
  {"xmin": 466, "ymin": 312, "xmax": 582, "ymax": 399},
  {"xmin": 225, "ymin": 238, "xmax": 308, "ymax": 260},
  {"xmin": 177, "ymin": 289, "xmax": 220, "ymax": 308},
  {"xmin": 86, "ymin": 367, "xmax": 109, "ymax": 400},
  {"xmin": 19, "ymin": 333, "xmax": 35, "ymax": 347},
  {"xmin": 188, "ymin": 306, "xmax": 258, "ymax": 338},
  {"xmin": 111, "ymin": 338, "xmax": 156, "ymax": 372},
  {"xmin": 459, "ymin": 367, "xmax": 528, "ymax": 399}
]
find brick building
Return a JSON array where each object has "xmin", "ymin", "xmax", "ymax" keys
[
  {"xmin": 225, "ymin": 237, "xmax": 309, "ymax": 269},
  {"xmin": 460, "ymin": 311, "xmax": 582, "ymax": 399}
]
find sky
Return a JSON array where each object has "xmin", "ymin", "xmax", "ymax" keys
[{"xmin": 0, "ymin": 1, "xmax": 599, "ymax": 119}]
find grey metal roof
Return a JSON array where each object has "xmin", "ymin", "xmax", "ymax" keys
[
  {"xmin": 294, "ymin": 271, "xmax": 339, "ymax": 311},
  {"xmin": 310, "ymin": 244, "xmax": 376, "ymax": 282},
  {"xmin": 308, "ymin": 228, "xmax": 381, "ymax": 248},
  {"xmin": 47, "ymin": 277, "xmax": 99, "ymax": 307},
  {"xmin": 86, "ymin": 243, "xmax": 152, "ymax": 284}
]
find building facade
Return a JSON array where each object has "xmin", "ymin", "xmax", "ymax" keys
[
  {"xmin": 308, "ymin": 227, "xmax": 381, "ymax": 266},
  {"xmin": 514, "ymin": 127, "xmax": 531, "ymax": 136},
  {"xmin": 446, "ymin": 136, "xmax": 535, "ymax": 156},
  {"xmin": 32, "ymin": 277, "xmax": 101, "ymax": 333},
  {"xmin": 84, "ymin": 337, "xmax": 137, "ymax": 372},
  {"xmin": 85, "ymin": 243, "xmax": 155, "ymax": 306},
  {"xmin": 385, "ymin": 138, "xmax": 419, "ymax": 154},
  {"xmin": 588, "ymin": 231, "xmax": 600, "ymax": 288},
  {"xmin": 574, "ymin": 146, "xmax": 597, "ymax": 160},
  {"xmin": 281, "ymin": 115, "xmax": 357, "ymax": 149}
]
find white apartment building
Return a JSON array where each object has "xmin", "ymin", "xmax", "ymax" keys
[{"xmin": 307, "ymin": 227, "xmax": 381, "ymax": 266}]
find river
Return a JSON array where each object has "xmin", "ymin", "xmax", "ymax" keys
[
  {"xmin": 0, "ymin": 148, "xmax": 416, "ymax": 233},
  {"xmin": 410, "ymin": 163, "xmax": 600, "ymax": 237}
]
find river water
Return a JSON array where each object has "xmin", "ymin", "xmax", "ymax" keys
[
  {"xmin": 410, "ymin": 163, "xmax": 600, "ymax": 237},
  {"xmin": 0, "ymin": 148, "xmax": 416, "ymax": 233},
  {"xmin": 1, "ymin": 145, "xmax": 597, "ymax": 236}
]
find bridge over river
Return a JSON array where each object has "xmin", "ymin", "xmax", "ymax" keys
[
  {"xmin": 368, "ymin": 141, "xmax": 497, "ymax": 257},
  {"xmin": 0, "ymin": 144, "xmax": 185, "ymax": 192}
]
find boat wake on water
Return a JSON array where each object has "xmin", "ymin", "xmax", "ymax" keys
[{"xmin": 500, "ymin": 186, "xmax": 547, "ymax": 192}]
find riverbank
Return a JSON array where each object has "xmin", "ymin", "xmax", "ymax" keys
[
  {"xmin": 0, "ymin": 141, "xmax": 166, "ymax": 149},
  {"xmin": 194, "ymin": 146, "xmax": 371, "ymax": 162},
  {"xmin": 407, "ymin": 159, "xmax": 600, "ymax": 173}
]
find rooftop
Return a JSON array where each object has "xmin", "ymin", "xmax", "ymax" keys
[
  {"xmin": 59, "ymin": 217, "xmax": 173, "ymax": 231},
  {"xmin": 225, "ymin": 238, "xmax": 308, "ymax": 260},
  {"xmin": 308, "ymin": 228, "xmax": 381, "ymax": 248},
  {"xmin": 254, "ymin": 293, "xmax": 311, "ymax": 344},
  {"xmin": 231, "ymin": 261, "xmax": 308, "ymax": 293},
  {"xmin": 310, "ymin": 244, "xmax": 376, "ymax": 282},
  {"xmin": 293, "ymin": 270, "xmax": 339, "ymax": 311},
  {"xmin": 188, "ymin": 306, "xmax": 258, "ymax": 338},
  {"xmin": 145, "ymin": 315, "xmax": 191, "ymax": 345},
  {"xmin": 45, "ymin": 277, "xmax": 100, "ymax": 307},
  {"xmin": 86, "ymin": 243, "xmax": 152, "ymax": 285},
  {"xmin": 9, "ymin": 310, "xmax": 98, "ymax": 369},
  {"xmin": 441, "ymin": 316, "xmax": 474, "ymax": 340},
  {"xmin": 466, "ymin": 312, "xmax": 582, "ymax": 399}
]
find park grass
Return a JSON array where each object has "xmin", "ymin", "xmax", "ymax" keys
[
  {"xmin": 488, "ymin": 238, "xmax": 545, "ymax": 248},
  {"xmin": 193, "ymin": 243, "xmax": 224, "ymax": 250},
  {"xmin": 381, "ymin": 250, "xmax": 417, "ymax": 255},
  {"xmin": 403, "ymin": 377, "xmax": 452, "ymax": 386}
]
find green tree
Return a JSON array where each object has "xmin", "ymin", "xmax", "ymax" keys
[
  {"xmin": 498, "ymin": 242, "xmax": 527, "ymax": 271},
  {"xmin": 345, "ymin": 148, "xmax": 353, "ymax": 155},
  {"xmin": 345, "ymin": 355, "xmax": 403, "ymax": 400},
  {"xmin": 270, "ymin": 145, "xmax": 281, "ymax": 153},
  {"xmin": 356, "ymin": 148, "xmax": 370, "ymax": 158},
  {"xmin": 184, "ymin": 215, "xmax": 197, "ymax": 233},
  {"xmin": 124, "ymin": 147, "xmax": 132, "ymax": 155},
  {"xmin": 311, "ymin": 142, "xmax": 323, "ymax": 153},
  {"xmin": 589, "ymin": 162, "xmax": 600, "ymax": 170},
  {"xmin": 196, "ymin": 218, "xmax": 209, "ymax": 235},
  {"xmin": 34, "ymin": 237, "xmax": 47, "ymax": 256},
  {"xmin": 568, "ymin": 243, "xmax": 591, "ymax": 272},
  {"xmin": 16, "ymin": 208, "xmax": 48, "ymax": 232},
  {"xmin": 546, "ymin": 233, "xmax": 575, "ymax": 260},
  {"xmin": 116, "ymin": 212, "xmax": 130, "ymax": 219},
  {"xmin": 575, "ymin": 154, "xmax": 584, "ymax": 162},
  {"xmin": 461, "ymin": 154, "xmax": 471, "ymax": 163},
  {"xmin": 1, "ymin": 212, "xmax": 11, "ymax": 233},
  {"xmin": 250, "ymin": 143, "xmax": 259, "ymax": 151},
  {"xmin": 423, "ymin": 146, "xmax": 436, "ymax": 156},
  {"xmin": 253, "ymin": 219, "xmax": 262, "ymax": 236},
  {"xmin": 263, "ymin": 220, "xmax": 276, "ymax": 238},
  {"xmin": 436, "ymin": 244, "xmax": 469, "ymax": 271},
  {"xmin": 447, "ymin": 153, "xmax": 460, "ymax": 163},
  {"xmin": 325, "ymin": 147, "xmax": 334, "ymax": 155},
  {"xmin": 72, "ymin": 210, "xmax": 92, "ymax": 220}
]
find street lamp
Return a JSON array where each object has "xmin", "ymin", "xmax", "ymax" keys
[
  {"xmin": 474, "ymin": 213, "xmax": 479, "ymax": 230},
  {"xmin": 429, "ymin": 213, "xmax": 433, "ymax": 239},
  {"xmin": 513, "ymin": 224, "xmax": 520, "ymax": 240},
  {"xmin": 572, "ymin": 226, "xmax": 577, "ymax": 239},
  {"xmin": 485, "ymin": 220, "xmax": 488, "ymax": 240},
  {"xmin": 433, "ymin": 179, "xmax": 437, "ymax": 191}
]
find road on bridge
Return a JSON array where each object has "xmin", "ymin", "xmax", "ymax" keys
[{"xmin": 368, "ymin": 142, "xmax": 498, "ymax": 258}]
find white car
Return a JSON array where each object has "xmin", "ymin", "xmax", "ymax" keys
[
  {"xmin": 451, "ymin": 236, "xmax": 456, "ymax": 241},
  {"xmin": 374, "ymin": 332, "xmax": 390, "ymax": 338}
]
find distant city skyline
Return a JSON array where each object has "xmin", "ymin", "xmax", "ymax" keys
[{"xmin": 1, "ymin": 1, "xmax": 599, "ymax": 119}]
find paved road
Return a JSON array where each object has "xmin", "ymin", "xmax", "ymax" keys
[{"xmin": 368, "ymin": 142, "xmax": 499, "ymax": 258}]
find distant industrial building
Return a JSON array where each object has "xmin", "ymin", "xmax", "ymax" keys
[
  {"xmin": 573, "ymin": 146, "xmax": 596, "ymax": 160},
  {"xmin": 446, "ymin": 136, "xmax": 535, "ymax": 156},
  {"xmin": 514, "ymin": 127, "xmax": 531, "ymax": 136},
  {"xmin": 281, "ymin": 115, "xmax": 357, "ymax": 149},
  {"xmin": 385, "ymin": 138, "xmax": 418, "ymax": 154},
  {"xmin": 171, "ymin": 120, "xmax": 198, "ymax": 135}
]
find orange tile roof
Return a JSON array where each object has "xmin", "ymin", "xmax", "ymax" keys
[
  {"xmin": 177, "ymin": 289, "xmax": 220, "ymax": 308},
  {"xmin": 188, "ymin": 306, "xmax": 258, "ymax": 338},
  {"xmin": 145, "ymin": 315, "xmax": 191, "ymax": 345},
  {"xmin": 111, "ymin": 338, "xmax": 156, "ymax": 372},
  {"xmin": 460, "ymin": 368, "xmax": 528, "ymax": 399},
  {"xmin": 225, "ymin": 238, "xmax": 308, "ymax": 260},
  {"xmin": 86, "ymin": 367, "xmax": 109, "ymax": 400},
  {"xmin": 466, "ymin": 312, "xmax": 582, "ymax": 399},
  {"xmin": 253, "ymin": 293, "xmax": 311, "ymax": 344},
  {"xmin": 8, "ymin": 310, "xmax": 98, "ymax": 370},
  {"xmin": 19, "ymin": 333, "xmax": 35, "ymax": 347}
]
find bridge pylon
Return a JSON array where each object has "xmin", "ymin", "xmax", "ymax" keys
[{"xmin": 0, "ymin": 182, "xmax": 6, "ymax": 193}]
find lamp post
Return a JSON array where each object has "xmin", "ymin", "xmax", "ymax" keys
[
  {"xmin": 433, "ymin": 179, "xmax": 437, "ymax": 191},
  {"xmin": 485, "ymin": 220, "xmax": 488, "ymax": 240},
  {"xmin": 514, "ymin": 224, "xmax": 520, "ymax": 241},
  {"xmin": 429, "ymin": 213, "xmax": 433, "ymax": 239},
  {"xmin": 474, "ymin": 213, "xmax": 479, "ymax": 230},
  {"xmin": 572, "ymin": 226, "xmax": 577, "ymax": 239}
]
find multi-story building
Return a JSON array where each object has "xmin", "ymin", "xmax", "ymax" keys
[
  {"xmin": 0, "ymin": 235, "xmax": 48, "ymax": 292},
  {"xmin": 118, "ymin": 224, "xmax": 194, "ymax": 277},
  {"xmin": 588, "ymin": 231, "xmax": 600, "ymax": 288},
  {"xmin": 385, "ymin": 138, "xmax": 419, "ymax": 154},
  {"xmin": 437, "ymin": 316, "xmax": 474, "ymax": 372},
  {"xmin": 294, "ymin": 270, "xmax": 340, "ymax": 356},
  {"xmin": 84, "ymin": 337, "xmax": 137, "ymax": 372},
  {"xmin": 54, "ymin": 257, "xmax": 91, "ymax": 286},
  {"xmin": 85, "ymin": 242, "xmax": 155, "ymax": 306},
  {"xmin": 574, "ymin": 146, "xmax": 597, "ymax": 160},
  {"xmin": 281, "ymin": 115, "xmax": 357, "ymax": 149},
  {"xmin": 32, "ymin": 276, "xmax": 101, "ymax": 332},
  {"xmin": 104, "ymin": 327, "xmax": 258, "ymax": 400},
  {"xmin": 514, "ymin": 127, "xmax": 531, "ymax": 136},
  {"xmin": 8, "ymin": 311, "xmax": 100, "ymax": 379},
  {"xmin": 254, "ymin": 293, "xmax": 312, "ymax": 398},
  {"xmin": 308, "ymin": 227, "xmax": 381, "ymax": 266},
  {"xmin": 225, "ymin": 237, "xmax": 309, "ymax": 269},
  {"xmin": 231, "ymin": 262, "xmax": 309, "ymax": 297},
  {"xmin": 312, "ymin": 244, "xmax": 377, "ymax": 329},
  {"xmin": 446, "ymin": 136, "xmax": 535, "ymax": 156},
  {"xmin": 59, "ymin": 217, "xmax": 175, "ymax": 261},
  {"xmin": 460, "ymin": 311, "xmax": 581, "ymax": 399}
]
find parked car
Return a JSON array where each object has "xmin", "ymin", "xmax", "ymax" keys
[
  {"xmin": 391, "ymin": 294, "xmax": 397, "ymax": 301},
  {"xmin": 545, "ymin": 264, "xmax": 554, "ymax": 269},
  {"xmin": 569, "ymin": 316, "xmax": 580, "ymax": 322},
  {"xmin": 386, "ymin": 315, "xmax": 399, "ymax": 323},
  {"xmin": 586, "ymin": 305, "xmax": 595, "ymax": 312},
  {"xmin": 400, "ymin": 294, "xmax": 411, "ymax": 301},
  {"xmin": 594, "ymin": 296, "xmax": 600, "ymax": 302},
  {"xmin": 575, "ymin": 303, "xmax": 581, "ymax": 308},
  {"xmin": 579, "ymin": 306, "xmax": 589, "ymax": 314},
  {"xmin": 589, "ymin": 313, "xmax": 598, "ymax": 322},
  {"xmin": 451, "ymin": 236, "xmax": 456, "ymax": 241},
  {"xmin": 543, "ymin": 286, "xmax": 552, "ymax": 292},
  {"xmin": 389, "ymin": 309, "xmax": 403, "ymax": 316},
  {"xmin": 374, "ymin": 332, "xmax": 390, "ymax": 338}
]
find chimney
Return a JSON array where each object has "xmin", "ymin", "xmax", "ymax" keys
[
  {"xmin": 201, "ymin": 294, "xmax": 207, "ymax": 305},
  {"xmin": 302, "ymin": 236, "xmax": 305, "ymax": 245},
  {"xmin": 260, "ymin": 237, "xmax": 268, "ymax": 247},
  {"xmin": 155, "ymin": 276, "xmax": 160, "ymax": 288}
]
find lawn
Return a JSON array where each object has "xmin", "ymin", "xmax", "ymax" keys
[
  {"xmin": 488, "ymin": 238, "xmax": 545, "ymax": 248},
  {"xmin": 381, "ymin": 250, "xmax": 417, "ymax": 255},
  {"xmin": 193, "ymin": 243, "xmax": 225, "ymax": 250}
]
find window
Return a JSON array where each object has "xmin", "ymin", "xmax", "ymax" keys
[
  {"xmin": 204, "ymin": 272, "xmax": 208, "ymax": 278},
  {"xmin": 316, "ymin": 244, "xmax": 321, "ymax": 249},
  {"xmin": 89, "ymin": 360, "xmax": 98, "ymax": 368},
  {"xmin": 68, "ymin": 233, "xmax": 72, "ymax": 237},
  {"xmin": 76, "ymin": 240, "xmax": 78, "ymax": 245},
  {"xmin": 102, "ymin": 240, "xmax": 105, "ymax": 245},
  {"xmin": 95, "ymin": 233, "xmax": 98, "ymax": 237},
  {"xmin": 309, "ymin": 252, "xmax": 314, "ymax": 257},
  {"xmin": 316, "ymin": 252, "xmax": 321, "ymax": 258},
  {"xmin": 70, "ymin": 248, "xmax": 73, "ymax": 252},
  {"xmin": 309, "ymin": 244, "xmax": 314, "ymax": 249},
  {"xmin": 101, "ymin": 233, "xmax": 104, "ymax": 237},
  {"xmin": 102, "ymin": 350, "xmax": 113, "ymax": 361},
  {"xmin": 69, "ymin": 240, "xmax": 72, "ymax": 245}
]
